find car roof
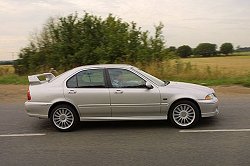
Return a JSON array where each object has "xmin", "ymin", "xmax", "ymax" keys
[
  {"xmin": 72, "ymin": 64, "xmax": 133, "ymax": 71},
  {"xmin": 50, "ymin": 64, "xmax": 135, "ymax": 83}
]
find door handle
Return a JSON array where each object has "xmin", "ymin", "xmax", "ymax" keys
[
  {"xmin": 68, "ymin": 90, "xmax": 77, "ymax": 94},
  {"xmin": 115, "ymin": 90, "xmax": 123, "ymax": 94}
]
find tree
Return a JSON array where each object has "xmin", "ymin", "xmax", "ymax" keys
[
  {"xmin": 168, "ymin": 46, "xmax": 176, "ymax": 52},
  {"xmin": 220, "ymin": 43, "xmax": 233, "ymax": 55},
  {"xmin": 150, "ymin": 22, "xmax": 166, "ymax": 61},
  {"xmin": 14, "ymin": 12, "xmax": 170, "ymax": 74},
  {"xmin": 194, "ymin": 43, "xmax": 217, "ymax": 57},
  {"xmin": 176, "ymin": 45, "xmax": 192, "ymax": 58}
]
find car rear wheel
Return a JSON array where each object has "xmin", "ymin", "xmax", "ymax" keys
[
  {"xmin": 50, "ymin": 104, "xmax": 79, "ymax": 131},
  {"xmin": 169, "ymin": 100, "xmax": 200, "ymax": 128}
]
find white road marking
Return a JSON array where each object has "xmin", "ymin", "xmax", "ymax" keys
[
  {"xmin": 179, "ymin": 129, "xmax": 250, "ymax": 133},
  {"xmin": 0, "ymin": 133, "xmax": 46, "ymax": 137}
]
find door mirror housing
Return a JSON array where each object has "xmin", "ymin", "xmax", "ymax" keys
[{"xmin": 145, "ymin": 82, "xmax": 153, "ymax": 89}]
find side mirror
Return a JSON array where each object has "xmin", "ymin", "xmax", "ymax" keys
[{"xmin": 145, "ymin": 82, "xmax": 153, "ymax": 89}]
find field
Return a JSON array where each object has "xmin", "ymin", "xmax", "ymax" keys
[
  {"xmin": 139, "ymin": 55, "xmax": 250, "ymax": 87},
  {"xmin": 175, "ymin": 55, "xmax": 250, "ymax": 86},
  {"xmin": 0, "ymin": 55, "xmax": 250, "ymax": 86},
  {"xmin": 181, "ymin": 55, "xmax": 250, "ymax": 77}
]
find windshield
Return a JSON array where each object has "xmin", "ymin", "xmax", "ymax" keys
[{"xmin": 132, "ymin": 67, "xmax": 166, "ymax": 86}]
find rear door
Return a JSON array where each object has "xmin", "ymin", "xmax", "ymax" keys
[{"xmin": 64, "ymin": 68, "xmax": 111, "ymax": 117}]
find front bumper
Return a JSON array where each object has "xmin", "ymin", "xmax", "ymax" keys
[
  {"xmin": 25, "ymin": 101, "xmax": 51, "ymax": 119},
  {"xmin": 197, "ymin": 98, "xmax": 219, "ymax": 117}
]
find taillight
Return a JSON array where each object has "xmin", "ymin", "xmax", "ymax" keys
[{"xmin": 27, "ymin": 89, "xmax": 31, "ymax": 100}]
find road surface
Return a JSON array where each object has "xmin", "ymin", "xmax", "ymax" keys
[{"xmin": 0, "ymin": 91, "xmax": 250, "ymax": 166}]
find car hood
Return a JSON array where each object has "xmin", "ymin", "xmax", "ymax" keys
[{"xmin": 166, "ymin": 81, "xmax": 214, "ymax": 94}]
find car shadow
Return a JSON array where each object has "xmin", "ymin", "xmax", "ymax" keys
[
  {"xmin": 77, "ymin": 120, "xmax": 174, "ymax": 131},
  {"xmin": 34, "ymin": 117, "xmax": 221, "ymax": 132}
]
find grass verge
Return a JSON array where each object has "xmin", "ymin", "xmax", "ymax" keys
[
  {"xmin": 170, "ymin": 76, "xmax": 250, "ymax": 87},
  {"xmin": 0, "ymin": 74, "xmax": 28, "ymax": 85}
]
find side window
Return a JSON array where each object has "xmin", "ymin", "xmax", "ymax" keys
[
  {"xmin": 108, "ymin": 68, "xmax": 146, "ymax": 88},
  {"xmin": 66, "ymin": 69, "xmax": 105, "ymax": 88},
  {"xmin": 66, "ymin": 75, "xmax": 77, "ymax": 88}
]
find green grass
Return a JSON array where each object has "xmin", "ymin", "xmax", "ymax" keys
[
  {"xmin": 1, "ymin": 74, "xmax": 249, "ymax": 87},
  {"xmin": 0, "ymin": 74, "xmax": 28, "ymax": 85},
  {"xmin": 0, "ymin": 65, "xmax": 28, "ymax": 84},
  {"xmin": 233, "ymin": 51, "xmax": 250, "ymax": 56},
  {"xmin": 170, "ymin": 75, "xmax": 250, "ymax": 87}
]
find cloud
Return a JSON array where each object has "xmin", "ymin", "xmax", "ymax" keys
[{"xmin": 1, "ymin": 0, "xmax": 250, "ymax": 60}]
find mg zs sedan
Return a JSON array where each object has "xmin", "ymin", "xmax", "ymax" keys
[{"xmin": 25, "ymin": 64, "xmax": 219, "ymax": 131}]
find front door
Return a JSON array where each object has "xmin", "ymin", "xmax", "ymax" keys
[
  {"xmin": 64, "ymin": 69, "xmax": 111, "ymax": 117},
  {"xmin": 108, "ymin": 68, "xmax": 161, "ymax": 117}
]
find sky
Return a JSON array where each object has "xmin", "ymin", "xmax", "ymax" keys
[{"xmin": 1, "ymin": 0, "xmax": 250, "ymax": 60}]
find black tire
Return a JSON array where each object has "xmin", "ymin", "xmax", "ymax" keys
[
  {"xmin": 50, "ymin": 104, "xmax": 79, "ymax": 132},
  {"xmin": 169, "ymin": 100, "xmax": 200, "ymax": 129}
]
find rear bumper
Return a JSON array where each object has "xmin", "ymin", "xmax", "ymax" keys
[
  {"xmin": 25, "ymin": 101, "xmax": 51, "ymax": 119},
  {"xmin": 197, "ymin": 98, "xmax": 219, "ymax": 118}
]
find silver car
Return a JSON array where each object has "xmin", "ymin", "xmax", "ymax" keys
[{"xmin": 25, "ymin": 64, "xmax": 219, "ymax": 131}]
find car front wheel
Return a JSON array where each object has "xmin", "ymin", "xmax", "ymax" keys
[
  {"xmin": 50, "ymin": 104, "xmax": 79, "ymax": 131},
  {"xmin": 169, "ymin": 100, "xmax": 200, "ymax": 128}
]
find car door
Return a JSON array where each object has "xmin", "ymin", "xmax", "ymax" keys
[
  {"xmin": 64, "ymin": 68, "xmax": 111, "ymax": 117},
  {"xmin": 107, "ymin": 68, "xmax": 161, "ymax": 117}
]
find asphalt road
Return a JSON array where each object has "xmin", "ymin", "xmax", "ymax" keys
[{"xmin": 0, "ymin": 94, "xmax": 250, "ymax": 166}]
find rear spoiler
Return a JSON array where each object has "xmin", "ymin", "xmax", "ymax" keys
[{"xmin": 28, "ymin": 73, "xmax": 55, "ymax": 85}]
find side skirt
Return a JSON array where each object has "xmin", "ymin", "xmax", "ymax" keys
[{"xmin": 80, "ymin": 116, "xmax": 167, "ymax": 121}]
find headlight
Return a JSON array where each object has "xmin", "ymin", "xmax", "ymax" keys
[{"xmin": 205, "ymin": 93, "xmax": 216, "ymax": 100}]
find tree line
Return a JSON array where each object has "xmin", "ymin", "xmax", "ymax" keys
[
  {"xmin": 14, "ymin": 12, "xmax": 235, "ymax": 75},
  {"xmin": 174, "ymin": 43, "xmax": 234, "ymax": 58}
]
